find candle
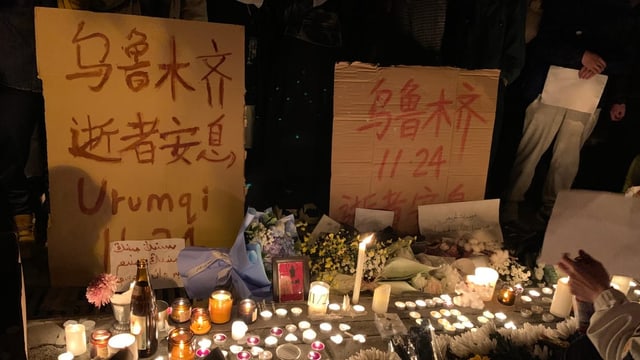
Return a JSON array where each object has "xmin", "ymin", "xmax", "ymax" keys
[
  {"xmin": 260, "ymin": 310, "xmax": 273, "ymax": 320},
  {"xmin": 302, "ymin": 329, "xmax": 317, "ymax": 344},
  {"xmin": 550, "ymin": 277, "xmax": 573, "ymax": 318},
  {"xmin": 189, "ymin": 308, "xmax": 212, "ymax": 335},
  {"xmin": 352, "ymin": 304, "xmax": 365, "ymax": 313},
  {"xmin": 237, "ymin": 350, "xmax": 252, "ymax": 360},
  {"xmin": 307, "ymin": 281, "xmax": 330, "ymax": 315},
  {"xmin": 238, "ymin": 299, "xmax": 258, "ymax": 324},
  {"xmin": 90, "ymin": 329, "xmax": 111, "ymax": 359},
  {"xmin": 497, "ymin": 286, "xmax": 516, "ymax": 306},
  {"xmin": 65, "ymin": 323, "xmax": 87, "ymax": 356},
  {"xmin": 171, "ymin": 297, "xmax": 192, "ymax": 323},
  {"xmin": 319, "ymin": 322, "xmax": 332, "ymax": 333},
  {"xmin": 270, "ymin": 327, "xmax": 284, "ymax": 337},
  {"xmin": 308, "ymin": 350, "xmax": 322, "ymax": 360},
  {"xmin": 470, "ymin": 267, "xmax": 499, "ymax": 301},
  {"xmin": 611, "ymin": 275, "xmax": 633, "ymax": 295},
  {"xmin": 246, "ymin": 335, "xmax": 261, "ymax": 346},
  {"xmin": 231, "ymin": 321, "xmax": 248, "ymax": 341},
  {"xmin": 107, "ymin": 333, "xmax": 137, "ymax": 358},
  {"xmin": 209, "ymin": 290, "xmax": 233, "ymax": 324},
  {"xmin": 213, "ymin": 333, "xmax": 227, "ymax": 345},
  {"xmin": 352, "ymin": 234, "xmax": 373, "ymax": 304},
  {"xmin": 259, "ymin": 350, "xmax": 273, "ymax": 360},
  {"xmin": 58, "ymin": 352, "xmax": 74, "ymax": 360},
  {"xmin": 275, "ymin": 308, "xmax": 288, "ymax": 318},
  {"xmin": 290, "ymin": 307, "xmax": 303, "ymax": 317},
  {"xmin": 311, "ymin": 340, "xmax": 325, "ymax": 352},
  {"xmin": 168, "ymin": 327, "xmax": 195, "ymax": 360},
  {"xmin": 264, "ymin": 335, "xmax": 278, "ymax": 348},
  {"xmin": 368, "ymin": 282, "xmax": 391, "ymax": 314}
]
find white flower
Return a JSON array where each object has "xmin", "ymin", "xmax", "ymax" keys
[{"xmin": 449, "ymin": 323, "xmax": 497, "ymax": 358}]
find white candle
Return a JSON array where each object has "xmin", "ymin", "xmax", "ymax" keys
[
  {"xmin": 371, "ymin": 284, "xmax": 391, "ymax": 314},
  {"xmin": 231, "ymin": 321, "xmax": 248, "ymax": 341},
  {"xmin": 65, "ymin": 323, "xmax": 87, "ymax": 356},
  {"xmin": 107, "ymin": 333, "xmax": 137, "ymax": 358},
  {"xmin": 308, "ymin": 281, "xmax": 330, "ymax": 315},
  {"xmin": 611, "ymin": 275, "xmax": 633, "ymax": 295},
  {"xmin": 352, "ymin": 234, "xmax": 373, "ymax": 304},
  {"xmin": 472, "ymin": 267, "xmax": 499, "ymax": 301},
  {"xmin": 550, "ymin": 277, "xmax": 573, "ymax": 318}
]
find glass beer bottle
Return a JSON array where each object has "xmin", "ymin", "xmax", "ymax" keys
[{"xmin": 130, "ymin": 258, "xmax": 158, "ymax": 357}]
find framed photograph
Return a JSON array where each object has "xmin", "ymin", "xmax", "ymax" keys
[{"xmin": 272, "ymin": 256, "xmax": 310, "ymax": 302}]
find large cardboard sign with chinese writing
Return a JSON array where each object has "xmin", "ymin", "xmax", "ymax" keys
[
  {"xmin": 330, "ymin": 62, "xmax": 499, "ymax": 234},
  {"xmin": 35, "ymin": 7, "xmax": 245, "ymax": 286}
]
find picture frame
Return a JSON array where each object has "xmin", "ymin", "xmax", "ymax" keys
[{"xmin": 272, "ymin": 256, "xmax": 310, "ymax": 302}]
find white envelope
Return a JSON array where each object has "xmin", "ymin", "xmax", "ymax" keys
[{"xmin": 540, "ymin": 65, "xmax": 608, "ymax": 114}]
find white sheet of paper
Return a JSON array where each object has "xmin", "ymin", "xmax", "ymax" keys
[
  {"xmin": 418, "ymin": 199, "xmax": 503, "ymax": 243},
  {"xmin": 309, "ymin": 215, "xmax": 342, "ymax": 244},
  {"xmin": 109, "ymin": 238, "xmax": 185, "ymax": 291},
  {"xmin": 540, "ymin": 190, "xmax": 640, "ymax": 279},
  {"xmin": 354, "ymin": 208, "xmax": 395, "ymax": 233},
  {"xmin": 540, "ymin": 65, "xmax": 608, "ymax": 114}
]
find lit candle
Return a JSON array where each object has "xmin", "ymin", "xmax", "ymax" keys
[
  {"xmin": 107, "ymin": 333, "xmax": 136, "ymax": 358},
  {"xmin": 65, "ymin": 323, "xmax": 87, "ymax": 356},
  {"xmin": 550, "ymin": 276, "xmax": 573, "ymax": 318},
  {"xmin": 307, "ymin": 281, "xmax": 330, "ymax": 315},
  {"xmin": 471, "ymin": 267, "xmax": 499, "ymax": 301},
  {"xmin": 611, "ymin": 275, "xmax": 633, "ymax": 295},
  {"xmin": 58, "ymin": 352, "xmax": 74, "ymax": 360},
  {"xmin": 168, "ymin": 327, "xmax": 196, "ymax": 360},
  {"xmin": 302, "ymin": 329, "xmax": 317, "ymax": 344},
  {"xmin": 171, "ymin": 297, "xmax": 192, "ymax": 323},
  {"xmin": 190, "ymin": 308, "xmax": 212, "ymax": 335},
  {"xmin": 209, "ymin": 290, "xmax": 233, "ymax": 324},
  {"xmin": 352, "ymin": 234, "xmax": 373, "ymax": 304},
  {"xmin": 238, "ymin": 299, "xmax": 258, "ymax": 324},
  {"xmin": 264, "ymin": 335, "xmax": 278, "ymax": 348},
  {"xmin": 497, "ymin": 286, "xmax": 516, "ymax": 306},
  {"xmin": 246, "ymin": 335, "xmax": 260, "ymax": 346}
]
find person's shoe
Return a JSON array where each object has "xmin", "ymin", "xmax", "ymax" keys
[{"xmin": 13, "ymin": 213, "xmax": 35, "ymax": 243}]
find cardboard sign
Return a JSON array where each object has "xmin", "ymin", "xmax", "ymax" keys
[
  {"xmin": 109, "ymin": 238, "xmax": 185, "ymax": 291},
  {"xmin": 330, "ymin": 62, "xmax": 499, "ymax": 234},
  {"xmin": 35, "ymin": 7, "xmax": 246, "ymax": 286}
]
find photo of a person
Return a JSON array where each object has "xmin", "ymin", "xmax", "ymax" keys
[{"xmin": 277, "ymin": 261, "xmax": 305, "ymax": 302}]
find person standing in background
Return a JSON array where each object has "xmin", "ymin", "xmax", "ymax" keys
[
  {"xmin": 440, "ymin": 0, "xmax": 527, "ymax": 200},
  {"xmin": 501, "ymin": 0, "xmax": 638, "ymax": 229}
]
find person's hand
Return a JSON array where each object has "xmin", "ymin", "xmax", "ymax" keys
[
  {"xmin": 580, "ymin": 51, "xmax": 607, "ymax": 79},
  {"xmin": 610, "ymin": 103, "xmax": 626, "ymax": 121},
  {"xmin": 557, "ymin": 249, "xmax": 611, "ymax": 302}
]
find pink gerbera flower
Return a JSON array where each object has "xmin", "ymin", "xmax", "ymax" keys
[{"xmin": 85, "ymin": 273, "xmax": 119, "ymax": 308}]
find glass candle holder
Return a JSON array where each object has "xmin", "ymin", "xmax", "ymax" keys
[
  {"xmin": 168, "ymin": 327, "xmax": 196, "ymax": 360},
  {"xmin": 189, "ymin": 308, "xmax": 212, "ymax": 335},
  {"xmin": 497, "ymin": 286, "xmax": 516, "ymax": 306},
  {"xmin": 237, "ymin": 299, "xmax": 258, "ymax": 324},
  {"xmin": 90, "ymin": 329, "xmax": 112, "ymax": 359},
  {"xmin": 307, "ymin": 281, "xmax": 330, "ymax": 316},
  {"xmin": 209, "ymin": 290, "xmax": 233, "ymax": 324},
  {"xmin": 171, "ymin": 298, "xmax": 192, "ymax": 323}
]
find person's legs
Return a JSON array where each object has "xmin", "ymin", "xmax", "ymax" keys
[
  {"xmin": 0, "ymin": 84, "xmax": 42, "ymax": 243},
  {"xmin": 542, "ymin": 108, "xmax": 599, "ymax": 216},
  {"xmin": 502, "ymin": 98, "xmax": 564, "ymax": 221}
]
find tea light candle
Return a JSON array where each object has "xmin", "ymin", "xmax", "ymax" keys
[
  {"xmin": 171, "ymin": 298, "xmax": 192, "ymax": 323},
  {"xmin": 430, "ymin": 310, "xmax": 442, "ymax": 319},
  {"xmin": 319, "ymin": 322, "xmax": 332, "ymax": 333},
  {"xmin": 327, "ymin": 303, "xmax": 340, "ymax": 313},
  {"xmin": 528, "ymin": 289, "xmax": 541, "ymax": 298},
  {"xmin": 264, "ymin": 335, "xmax": 278, "ymax": 348},
  {"xmin": 352, "ymin": 304, "xmax": 365, "ymax": 313},
  {"xmin": 482, "ymin": 310, "xmax": 494, "ymax": 319},
  {"xmin": 260, "ymin": 310, "xmax": 273, "ymax": 321},
  {"xmin": 298, "ymin": 320, "xmax": 311, "ymax": 330},
  {"xmin": 196, "ymin": 348, "xmax": 211, "ymax": 357},
  {"xmin": 209, "ymin": 290, "xmax": 233, "ymax": 324},
  {"xmin": 330, "ymin": 335, "xmax": 343, "ymax": 344},
  {"xmin": 521, "ymin": 309, "xmax": 533, "ymax": 318},
  {"xmin": 213, "ymin": 333, "xmax": 227, "ymax": 345},
  {"xmin": 394, "ymin": 301, "xmax": 406, "ymax": 310},
  {"xmin": 520, "ymin": 295, "xmax": 532, "ymax": 303},
  {"xmin": 311, "ymin": 341, "xmax": 325, "ymax": 352},
  {"xmin": 424, "ymin": 299, "xmax": 436, "ymax": 307},
  {"xmin": 415, "ymin": 299, "xmax": 427, "ymax": 309},
  {"xmin": 58, "ymin": 352, "xmax": 74, "ymax": 360},
  {"xmin": 229, "ymin": 345, "xmax": 243, "ymax": 354},
  {"xmin": 352, "ymin": 234, "xmax": 373, "ymax": 304},
  {"xmin": 494, "ymin": 312, "xmax": 507, "ymax": 321},
  {"xmin": 531, "ymin": 305, "xmax": 544, "ymax": 314},
  {"xmin": 497, "ymin": 286, "xmax": 516, "ymax": 306},
  {"xmin": 251, "ymin": 346, "xmax": 264, "ymax": 357},
  {"xmin": 198, "ymin": 338, "xmax": 212, "ymax": 349},
  {"xmin": 232, "ymin": 321, "xmax": 249, "ymax": 341},
  {"xmin": 247, "ymin": 335, "xmax": 261, "ymax": 346},
  {"xmin": 285, "ymin": 324, "xmax": 297, "ymax": 333},
  {"xmin": 409, "ymin": 311, "xmax": 421, "ymax": 319},
  {"xmin": 107, "ymin": 333, "xmax": 136, "ymax": 358},
  {"xmin": 270, "ymin": 327, "xmax": 284, "ymax": 337},
  {"xmin": 541, "ymin": 287, "xmax": 554, "ymax": 295},
  {"xmin": 302, "ymin": 329, "xmax": 317, "ymax": 344},
  {"xmin": 542, "ymin": 313, "xmax": 556, "ymax": 322},
  {"xmin": 275, "ymin": 308, "xmax": 288, "ymax": 319},
  {"xmin": 284, "ymin": 333, "xmax": 298, "ymax": 342},
  {"xmin": 237, "ymin": 350, "xmax": 252, "ymax": 360},
  {"xmin": 353, "ymin": 334, "xmax": 366, "ymax": 343},
  {"xmin": 260, "ymin": 350, "xmax": 273, "ymax": 360},
  {"xmin": 405, "ymin": 301, "xmax": 417, "ymax": 311},
  {"xmin": 477, "ymin": 316, "xmax": 489, "ymax": 324},
  {"xmin": 450, "ymin": 309, "xmax": 461, "ymax": 317},
  {"xmin": 371, "ymin": 284, "xmax": 392, "ymax": 314},
  {"xmin": 504, "ymin": 321, "xmax": 516, "ymax": 330},
  {"xmin": 308, "ymin": 350, "xmax": 322, "ymax": 360},
  {"xmin": 439, "ymin": 309, "xmax": 451, "ymax": 317},
  {"xmin": 291, "ymin": 307, "xmax": 303, "ymax": 317},
  {"xmin": 550, "ymin": 277, "xmax": 573, "ymax": 318},
  {"xmin": 238, "ymin": 299, "xmax": 258, "ymax": 324},
  {"xmin": 190, "ymin": 308, "xmax": 212, "ymax": 335}
]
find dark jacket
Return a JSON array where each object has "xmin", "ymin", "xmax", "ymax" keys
[
  {"xmin": 441, "ymin": 0, "xmax": 527, "ymax": 85},
  {"xmin": 520, "ymin": 0, "xmax": 639, "ymax": 106}
]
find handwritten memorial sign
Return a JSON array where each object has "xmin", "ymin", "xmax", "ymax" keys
[
  {"xmin": 330, "ymin": 63, "xmax": 499, "ymax": 234},
  {"xmin": 109, "ymin": 238, "xmax": 185, "ymax": 291},
  {"xmin": 35, "ymin": 7, "xmax": 246, "ymax": 286}
]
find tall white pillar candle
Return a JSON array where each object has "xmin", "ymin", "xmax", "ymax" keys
[
  {"xmin": 550, "ymin": 277, "xmax": 573, "ymax": 318},
  {"xmin": 352, "ymin": 235, "xmax": 373, "ymax": 304},
  {"xmin": 65, "ymin": 323, "xmax": 87, "ymax": 356},
  {"xmin": 371, "ymin": 284, "xmax": 391, "ymax": 314}
]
